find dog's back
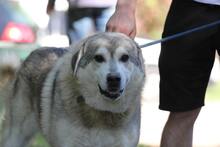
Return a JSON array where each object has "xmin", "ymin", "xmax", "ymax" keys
[{"xmin": 19, "ymin": 48, "xmax": 67, "ymax": 95}]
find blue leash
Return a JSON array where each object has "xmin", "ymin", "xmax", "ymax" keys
[{"xmin": 139, "ymin": 19, "xmax": 220, "ymax": 48}]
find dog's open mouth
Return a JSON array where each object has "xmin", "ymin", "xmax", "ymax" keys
[{"xmin": 98, "ymin": 85, "xmax": 123, "ymax": 100}]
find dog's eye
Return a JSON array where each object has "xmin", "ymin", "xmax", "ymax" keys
[
  {"xmin": 94, "ymin": 55, "xmax": 105, "ymax": 63},
  {"xmin": 120, "ymin": 54, "xmax": 129, "ymax": 62}
]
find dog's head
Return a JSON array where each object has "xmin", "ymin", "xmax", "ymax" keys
[{"xmin": 72, "ymin": 32, "xmax": 145, "ymax": 113}]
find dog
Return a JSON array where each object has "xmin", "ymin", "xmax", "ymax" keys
[
  {"xmin": 0, "ymin": 32, "xmax": 145, "ymax": 147},
  {"xmin": 0, "ymin": 52, "xmax": 20, "ymax": 90}
]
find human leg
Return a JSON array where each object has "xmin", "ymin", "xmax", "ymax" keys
[
  {"xmin": 160, "ymin": 108, "xmax": 201, "ymax": 147},
  {"xmin": 95, "ymin": 7, "xmax": 115, "ymax": 32},
  {"xmin": 67, "ymin": 8, "xmax": 94, "ymax": 43}
]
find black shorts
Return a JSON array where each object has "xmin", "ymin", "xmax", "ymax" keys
[{"xmin": 159, "ymin": 0, "xmax": 220, "ymax": 112}]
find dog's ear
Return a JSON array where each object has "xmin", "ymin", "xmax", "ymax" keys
[
  {"xmin": 133, "ymin": 41, "xmax": 145, "ymax": 73},
  {"xmin": 71, "ymin": 51, "xmax": 80, "ymax": 76},
  {"xmin": 70, "ymin": 36, "xmax": 98, "ymax": 76},
  {"xmin": 70, "ymin": 39, "xmax": 87, "ymax": 76}
]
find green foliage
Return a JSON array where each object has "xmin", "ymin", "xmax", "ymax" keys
[{"xmin": 136, "ymin": 0, "xmax": 171, "ymax": 39}]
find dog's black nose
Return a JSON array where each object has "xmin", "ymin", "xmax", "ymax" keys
[
  {"xmin": 107, "ymin": 73, "xmax": 121, "ymax": 83},
  {"xmin": 107, "ymin": 73, "xmax": 121, "ymax": 92}
]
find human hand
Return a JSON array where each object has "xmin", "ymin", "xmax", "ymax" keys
[{"xmin": 106, "ymin": 2, "xmax": 137, "ymax": 39}]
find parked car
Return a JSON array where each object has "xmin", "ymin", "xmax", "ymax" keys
[{"xmin": 0, "ymin": 0, "xmax": 39, "ymax": 60}]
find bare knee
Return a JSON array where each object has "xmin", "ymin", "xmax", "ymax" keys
[{"xmin": 168, "ymin": 108, "xmax": 201, "ymax": 125}]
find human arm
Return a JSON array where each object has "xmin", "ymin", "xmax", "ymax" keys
[
  {"xmin": 106, "ymin": 0, "xmax": 137, "ymax": 38},
  {"xmin": 46, "ymin": 0, "xmax": 56, "ymax": 15}
]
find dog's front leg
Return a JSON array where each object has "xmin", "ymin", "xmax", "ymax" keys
[
  {"xmin": 1, "ymin": 78, "xmax": 38, "ymax": 147},
  {"xmin": 1, "ymin": 114, "xmax": 37, "ymax": 147}
]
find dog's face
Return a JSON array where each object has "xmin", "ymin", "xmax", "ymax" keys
[
  {"xmin": 93, "ymin": 47, "xmax": 131, "ymax": 100},
  {"xmin": 75, "ymin": 33, "xmax": 145, "ymax": 113}
]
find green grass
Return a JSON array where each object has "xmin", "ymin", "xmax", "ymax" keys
[
  {"xmin": 206, "ymin": 82, "xmax": 220, "ymax": 101},
  {"xmin": 138, "ymin": 144, "xmax": 151, "ymax": 147},
  {"xmin": 29, "ymin": 134, "xmax": 151, "ymax": 147},
  {"xmin": 30, "ymin": 134, "xmax": 50, "ymax": 147},
  {"xmin": 29, "ymin": 133, "xmax": 151, "ymax": 147}
]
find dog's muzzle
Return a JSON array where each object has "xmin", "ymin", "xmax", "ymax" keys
[{"xmin": 99, "ymin": 73, "xmax": 124, "ymax": 100}]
